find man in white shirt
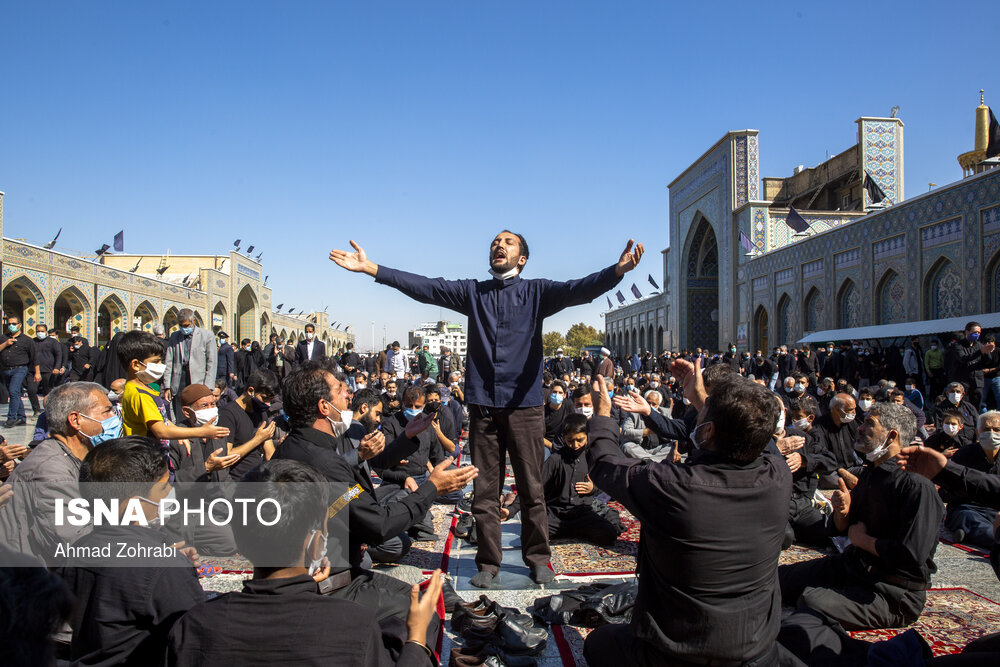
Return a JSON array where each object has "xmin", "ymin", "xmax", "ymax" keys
[{"xmin": 294, "ymin": 324, "xmax": 326, "ymax": 364}]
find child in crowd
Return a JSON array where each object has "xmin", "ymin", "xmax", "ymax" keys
[{"xmin": 924, "ymin": 409, "xmax": 972, "ymax": 456}]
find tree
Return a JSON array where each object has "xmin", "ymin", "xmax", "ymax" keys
[
  {"xmin": 566, "ymin": 322, "xmax": 603, "ymax": 356},
  {"xmin": 542, "ymin": 331, "xmax": 567, "ymax": 357}
]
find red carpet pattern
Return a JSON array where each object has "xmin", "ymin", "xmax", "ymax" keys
[{"xmin": 549, "ymin": 502, "xmax": 639, "ymax": 576}]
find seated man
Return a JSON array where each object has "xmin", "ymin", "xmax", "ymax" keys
[
  {"xmin": 620, "ymin": 389, "xmax": 677, "ymax": 463},
  {"xmin": 810, "ymin": 393, "xmax": 861, "ymax": 489},
  {"xmin": 216, "ymin": 370, "xmax": 280, "ymax": 481},
  {"xmin": 779, "ymin": 401, "xmax": 943, "ymax": 632},
  {"xmin": 939, "ymin": 410, "xmax": 1000, "ymax": 549},
  {"xmin": 58, "ymin": 436, "xmax": 205, "ymax": 666},
  {"xmin": 543, "ymin": 413, "xmax": 623, "ymax": 547},
  {"xmin": 274, "ymin": 362, "xmax": 474, "ymax": 625},
  {"xmin": 166, "ymin": 459, "xmax": 440, "ymax": 666},
  {"xmin": 923, "ymin": 409, "xmax": 972, "ymax": 456},
  {"xmin": 584, "ymin": 365, "xmax": 792, "ymax": 666}
]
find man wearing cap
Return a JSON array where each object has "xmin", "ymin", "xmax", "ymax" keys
[
  {"xmin": 549, "ymin": 349, "xmax": 573, "ymax": 378},
  {"xmin": 597, "ymin": 347, "xmax": 614, "ymax": 380},
  {"xmin": 330, "ymin": 231, "xmax": 643, "ymax": 587}
]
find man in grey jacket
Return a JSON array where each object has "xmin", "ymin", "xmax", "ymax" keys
[
  {"xmin": 0, "ymin": 382, "xmax": 121, "ymax": 564},
  {"xmin": 164, "ymin": 308, "xmax": 219, "ymax": 418}
]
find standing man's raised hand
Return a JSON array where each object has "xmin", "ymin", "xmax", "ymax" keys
[
  {"xmin": 615, "ymin": 239, "xmax": 645, "ymax": 276},
  {"xmin": 329, "ymin": 240, "xmax": 379, "ymax": 276}
]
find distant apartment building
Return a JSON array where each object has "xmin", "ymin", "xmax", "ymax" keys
[{"xmin": 408, "ymin": 321, "xmax": 467, "ymax": 356}]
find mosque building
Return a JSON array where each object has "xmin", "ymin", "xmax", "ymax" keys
[
  {"xmin": 0, "ymin": 200, "xmax": 354, "ymax": 350},
  {"xmin": 605, "ymin": 92, "xmax": 1000, "ymax": 354}
]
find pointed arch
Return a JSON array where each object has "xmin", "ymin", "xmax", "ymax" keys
[
  {"xmin": 657, "ymin": 326, "xmax": 664, "ymax": 354},
  {"xmin": 98, "ymin": 293, "xmax": 128, "ymax": 347},
  {"xmin": 2, "ymin": 274, "xmax": 46, "ymax": 336},
  {"xmin": 260, "ymin": 311, "xmax": 272, "ymax": 343},
  {"xmin": 134, "ymin": 300, "xmax": 157, "ymax": 333},
  {"xmin": 803, "ymin": 287, "xmax": 825, "ymax": 333},
  {"xmin": 776, "ymin": 293, "xmax": 792, "ymax": 347},
  {"xmin": 837, "ymin": 279, "xmax": 861, "ymax": 329},
  {"xmin": 211, "ymin": 301, "xmax": 228, "ymax": 334},
  {"xmin": 684, "ymin": 214, "xmax": 720, "ymax": 350},
  {"xmin": 237, "ymin": 285, "xmax": 258, "ymax": 343},
  {"xmin": 924, "ymin": 258, "xmax": 962, "ymax": 320},
  {"xmin": 192, "ymin": 311, "xmax": 205, "ymax": 329},
  {"xmin": 987, "ymin": 250, "xmax": 1000, "ymax": 313},
  {"xmin": 163, "ymin": 307, "xmax": 180, "ymax": 335},
  {"xmin": 54, "ymin": 286, "xmax": 91, "ymax": 337},
  {"xmin": 876, "ymin": 269, "xmax": 906, "ymax": 324},
  {"xmin": 754, "ymin": 305, "xmax": 769, "ymax": 352}
]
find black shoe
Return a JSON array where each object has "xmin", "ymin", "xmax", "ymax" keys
[
  {"xmin": 442, "ymin": 579, "xmax": 464, "ymax": 613},
  {"xmin": 492, "ymin": 608, "xmax": 548, "ymax": 656},
  {"xmin": 454, "ymin": 513, "xmax": 475, "ymax": 539},
  {"xmin": 457, "ymin": 493, "xmax": 474, "ymax": 514},
  {"xmin": 452, "ymin": 596, "xmax": 499, "ymax": 641},
  {"xmin": 529, "ymin": 565, "xmax": 554, "ymax": 584},
  {"xmin": 14, "ymin": 418, "xmax": 26, "ymax": 426},
  {"xmin": 2, "ymin": 420, "xmax": 15, "ymax": 428}
]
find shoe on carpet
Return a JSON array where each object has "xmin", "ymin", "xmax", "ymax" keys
[
  {"xmin": 529, "ymin": 565, "xmax": 554, "ymax": 584},
  {"xmin": 442, "ymin": 578, "xmax": 464, "ymax": 613},
  {"xmin": 452, "ymin": 596, "xmax": 499, "ymax": 640}
]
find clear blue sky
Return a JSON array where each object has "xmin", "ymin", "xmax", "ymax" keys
[{"xmin": 1, "ymin": 2, "xmax": 993, "ymax": 351}]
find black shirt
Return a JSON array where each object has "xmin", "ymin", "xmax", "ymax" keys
[
  {"xmin": 0, "ymin": 333, "xmax": 36, "ymax": 368},
  {"xmin": 218, "ymin": 401, "xmax": 265, "ymax": 481},
  {"xmin": 376, "ymin": 411, "xmax": 442, "ymax": 483},
  {"xmin": 839, "ymin": 458, "xmax": 943, "ymax": 588},
  {"xmin": 586, "ymin": 415, "xmax": 791, "ymax": 663},
  {"xmin": 939, "ymin": 443, "xmax": 999, "ymax": 507},
  {"xmin": 32, "ymin": 336, "xmax": 64, "ymax": 372},
  {"xmin": 544, "ymin": 401, "xmax": 570, "ymax": 449},
  {"xmin": 541, "ymin": 445, "xmax": 590, "ymax": 514},
  {"xmin": 57, "ymin": 524, "xmax": 205, "ymax": 667},
  {"xmin": 166, "ymin": 574, "xmax": 431, "ymax": 667},
  {"xmin": 811, "ymin": 413, "xmax": 861, "ymax": 471}
]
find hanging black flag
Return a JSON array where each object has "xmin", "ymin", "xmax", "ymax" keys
[
  {"xmin": 863, "ymin": 172, "xmax": 887, "ymax": 204},
  {"xmin": 606, "ymin": 296, "xmax": 613, "ymax": 310},
  {"xmin": 615, "ymin": 290, "xmax": 626, "ymax": 305},
  {"xmin": 631, "ymin": 283, "xmax": 642, "ymax": 299},
  {"xmin": 988, "ymin": 108, "xmax": 1000, "ymax": 159},
  {"xmin": 647, "ymin": 274, "xmax": 659, "ymax": 290},
  {"xmin": 233, "ymin": 239, "xmax": 241, "ymax": 247},
  {"xmin": 94, "ymin": 243, "xmax": 111, "ymax": 257},
  {"xmin": 785, "ymin": 207, "xmax": 810, "ymax": 233},
  {"xmin": 113, "ymin": 231, "xmax": 124, "ymax": 252},
  {"xmin": 739, "ymin": 230, "xmax": 754, "ymax": 253}
]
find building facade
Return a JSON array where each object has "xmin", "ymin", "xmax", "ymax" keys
[
  {"xmin": 0, "ymin": 193, "xmax": 353, "ymax": 350},
  {"xmin": 408, "ymin": 321, "xmax": 468, "ymax": 356},
  {"xmin": 605, "ymin": 97, "xmax": 999, "ymax": 354}
]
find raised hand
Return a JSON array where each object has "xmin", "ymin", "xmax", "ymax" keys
[
  {"xmin": 776, "ymin": 435, "xmax": 805, "ymax": 456},
  {"xmin": 897, "ymin": 445, "xmax": 947, "ymax": 480},
  {"xmin": 329, "ymin": 240, "xmax": 378, "ymax": 276},
  {"xmin": 614, "ymin": 390, "xmax": 651, "ymax": 417},
  {"xmin": 358, "ymin": 430, "xmax": 386, "ymax": 462},
  {"xmin": 407, "ymin": 569, "xmax": 444, "ymax": 647},
  {"xmin": 615, "ymin": 239, "xmax": 645, "ymax": 276},
  {"xmin": 670, "ymin": 356, "xmax": 706, "ymax": 410},
  {"xmin": 591, "ymin": 375, "xmax": 613, "ymax": 417},
  {"xmin": 837, "ymin": 467, "xmax": 859, "ymax": 490},
  {"xmin": 428, "ymin": 458, "xmax": 478, "ymax": 494}
]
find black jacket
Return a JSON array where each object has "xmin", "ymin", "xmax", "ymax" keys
[
  {"xmin": 57, "ymin": 524, "xmax": 205, "ymax": 667},
  {"xmin": 810, "ymin": 413, "xmax": 861, "ymax": 471},
  {"xmin": 274, "ymin": 426, "xmax": 437, "ymax": 572},
  {"xmin": 32, "ymin": 336, "xmax": 64, "ymax": 372},
  {"xmin": 586, "ymin": 415, "xmax": 791, "ymax": 664},
  {"xmin": 166, "ymin": 574, "xmax": 431, "ymax": 666},
  {"xmin": 939, "ymin": 444, "xmax": 1000, "ymax": 507},
  {"xmin": 945, "ymin": 338, "xmax": 987, "ymax": 392},
  {"xmin": 295, "ymin": 338, "xmax": 327, "ymax": 364},
  {"xmin": 541, "ymin": 445, "xmax": 591, "ymax": 514}
]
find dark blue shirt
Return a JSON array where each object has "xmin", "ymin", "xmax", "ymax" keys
[{"xmin": 375, "ymin": 265, "xmax": 623, "ymax": 408}]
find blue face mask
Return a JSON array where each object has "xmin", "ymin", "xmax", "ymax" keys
[
  {"xmin": 608, "ymin": 390, "xmax": 615, "ymax": 400},
  {"xmin": 549, "ymin": 393, "xmax": 564, "ymax": 406},
  {"xmin": 7, "ymin": 324, "xmax": 18, "ymax": 334},
  {"xmin": 80, "ymin": 412, "xmax": 124, "ymax": 446},
  {"xmin": 969, "ymin": 332, "xmax": 980, "ymax": 342},
  {"xmin": 404, "ymin": 407, "xmax": 422, "ymax": 420},
  {"xmin": 180, "ymin": 326, "xmax": 194, "ymax": 335}
]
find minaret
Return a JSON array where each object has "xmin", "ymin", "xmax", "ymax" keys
[{"xmin": 958, "ymin": 90, "xmax": 994, "ymax": 176}]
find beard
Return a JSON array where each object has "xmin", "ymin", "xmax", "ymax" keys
[
  {"xmin": 490, "ymin": 252, "xmax": 520, "ymax": 273},
  {"xmin": 360, "ymin": 413, "xmax": 379, "ymax": 435}
]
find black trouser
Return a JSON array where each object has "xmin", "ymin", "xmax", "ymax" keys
[
  {"xmin": 24, "ymin": 372, "xmax": 43, "ymax": 412},
  {"xmin": 548, "ymin": 503, "xmax": 621, "ymax": 547},
  {"xmin": 779, "ymin": 553, "xmax": 926, "ymax": 630},
  {"xmin": 927, "ymin": 632, "xmax": 1000, "ymax": 665},
  {"xmin": 330, "ymin": 569, "xmax": 440, "ymax": 647},
  {"xmin": 785, "ymin": 494, "xmax": 829, "ymax": 549},
  {"xmin": 469, "ymin": 404, "xmax": 550, "ymax": 573},
  {"xmin": 584, "ymin": 622, "xmax": 800, "ymax": 667}
]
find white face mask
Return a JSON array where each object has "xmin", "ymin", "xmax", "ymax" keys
[
  {"xmin": 942, "ymin": 423, "xmax": 960, "ymax": 436},
  {"xmin": 489, "ymin": 265, "xmax": 520, "ymax": 280},
  {"xmin": 948, "ymin": 392, "xmax": 963, "ymax": 405},
  {"xmin": 138, "ymin": 361, "xmax": 166, "ymax": 383},
  {"xmin": 793, "ymin": 417, "xmax": 811, "ymax": 431},
  {"xmin": 858, "ymin": 399, "xmax": 874, "ymax": 412},
  {"xmin": 325, "ymin": 402, "xmax": 353, "ymax": 437},
  {"xmin": 840, "ymin": 411, "xmax": 856, "ymax": 423},
  {"xmin": 306, "ymin": 332, "xmax": 314, "ymax": 340},
  {"xmin": 905, "ymin": 385, "xmax": 914, "ymax": 392},
  {"xmin": 576, "ymin": 406, "xmax": 594, "ymax": 418},
  {"xmin": 774, "ymin": 410, "xmax": 786, "ymax": 434},
  {"xmin": 193, "ymin": 406, "xmax": 219, "ymax": 426},
  {"xmin": 816, "ymin": 388, "xmax": 826, "ymax": 396},
  {"xmin": 979, "ymin": 430, "xmax": 1000, "ymax": 453},
  {"xmin": 682, "ymin": 397, "xmax": 691, "ymax": 405},
  {"xmin": 793, "ymin": 383, "xmax": 806, "ymax": 394},
  {"xmin": 107, "ymin": 391, "xmax": 120, "ymax": 402},
  {"xmin": 36, "ymin": 331, "xmax": 47, "ymax": 340},
  {"xmin": 856, "ymin": 433, "xmax": 892, "ymax": 462},
  {"xmin": 688, "ymin": 421, "xmax": 711, "ymax": 449}
]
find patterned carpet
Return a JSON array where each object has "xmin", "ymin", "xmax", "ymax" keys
[
  {"xmin": 549, "ymin": 501, "xmax": 639, "ymax": 576},
  {"xmin": 382, "ymin": 503, "xmax": 458, "ymax": 572},
  {"xmin": 554, "ymin": 588, "xmax": 1000, "ymax": 665}
]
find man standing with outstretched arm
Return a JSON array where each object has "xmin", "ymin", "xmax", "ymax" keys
[{"xmin": 330, "ymin": 231, "xmax": 643, "ymax": 587}]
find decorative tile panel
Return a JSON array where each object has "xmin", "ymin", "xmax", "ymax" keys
[
  {"xmin": 861, "ymin": 119, "xmax": 900, "ymax": 205},
  {"xmin": 835, "ymin": 249, "xmax": 861, "ymax": 270},
  {"xmin": 734, "ymin": 136, "xmax": 748, "ymax": 208},
  {"xmin": 872, "ymin": 235, "xmax": 905, "ymax": 261},
  {"xmin": 983, "ymin": 204, "xmax": 1000, "ymax": 233},
  {"xmin": 752, "ymin": 276, "xmax": 768, "ymax": 292},
  {"xmin": 921, "ymin": 218, "xmax": 963, "ymax": 248},
  {"xmin": 877, "ymin": 271, "xmax": 906, "ymax": 324},
  {"xmin": 747, "ymin": 135, "xmax": 759, "ymax": 200},
  {"xmin": 802, "ymin": 259, "xmax": 824, "ymax": 279},
  {"xmin": 775, "ymin": 268, "xmax": 794, "ymax": 286}
]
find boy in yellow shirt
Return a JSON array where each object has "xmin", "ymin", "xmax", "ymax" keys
[{"xmin": 118, "ymin": 331, "xmax": 230, "ymax": 441}]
